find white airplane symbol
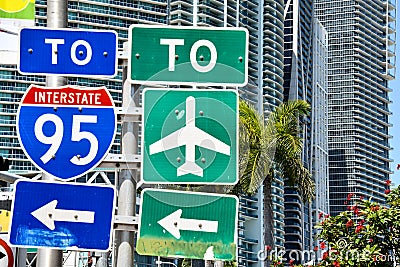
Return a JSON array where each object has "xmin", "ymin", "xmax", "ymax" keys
[{"xmin": 149, "ymin": 96, "xmax": 231, "ymax": 177}]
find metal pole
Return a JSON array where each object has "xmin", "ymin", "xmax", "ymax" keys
[
  {"xmin": 114, "ymin": 61, "xmax": 137, "ymax": 267},
  {"xmin": 36, "ymin": 246, "xmax": 64, "ymax": 267},
  {"xmin": 96, "ymin": 252, "xmax": 109, "ymax": 267},
  {"xmin": 15, "ymin": 248, "xmax": 27, "ymax": 267},
  {"xmin": 157, "ymin": 256, "xmax": 162, "ymax": 267},
  {"xmin": 36, "ymin": 177, "xmax": 65, "ymax": 266},
  {"xmin": 36, "ymin": 0, "xmax": 67, "ymax": 266},
  {"xmin": 44, "ymin": 0, "xmax": 68, "ymax": 88}
]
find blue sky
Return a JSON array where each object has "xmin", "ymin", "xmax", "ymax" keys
[{"xmin": 389, "ymin": 6, "xmax": 400, "ymax": 186}]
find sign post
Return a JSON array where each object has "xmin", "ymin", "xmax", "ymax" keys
[
  {"xmin": 0, "ymin": 235, "xmax": 14, "ymax": 267},
  {"xmin": 136, "ymin": 189, "xmax": 238, "ymax": 260},
  {"xmin": 141, "ymin": 88, "xmax": 238, "ymax": 184},
  {"xmin": 36, "ymin": 1, "xmax": 68, "ymax": 266}
]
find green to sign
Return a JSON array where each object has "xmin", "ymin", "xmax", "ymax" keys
[
  {"xmin": 128, "ymin": 25, "xmax": 248, "ymax": 86},
  {"xmin": 141, "ymin": 88, "xmax": 238, "ymax": 185},
  {"xmin": 136, "ymin": 189, "xmax": 238, "ymax": 260}
]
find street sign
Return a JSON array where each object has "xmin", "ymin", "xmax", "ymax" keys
[
  {"xmin": 9, "ymin": 180, "xmax": 115, "ymax": 251},
  {"xmin": 0, "ymin": 235, "xmax": 14, "ymax": 267},
  {"xmin": 17, "ymin": 85, "xmax": 116, "ymax": 180},
  {"xmin": 141, "ymin": 88, "xmax": 238, "ymax": 184},
  {"xmin": 129, "ymin": 25, "xmax": 248, "ymax": 86},
  {"xmin": 18, "ymin": 28, "xmax": 117, "ymax": 77},
  {"xmin": 136, "ymin": 189, "xmax": 238, "ymax": 260}
]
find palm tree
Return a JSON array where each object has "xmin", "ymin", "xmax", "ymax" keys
[
  {"xmin": 237, "ymin": 99, "xmax": 314, "ymax": 264},
  {"xmin": 234, "ymin": 100, "xmax": 275, "ymax": 195}
]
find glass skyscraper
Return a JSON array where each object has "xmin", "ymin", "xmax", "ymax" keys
[
  {"xmin": 281, "ymin": 0, "xmax": 330, "ymax": 257},
  {"xmin": 315, "ymin": 0, "xmax": 396, "ymax": 215},
  {"xmin": 311, "ymin": 18, "xmax": 329, "ymax": 249},
  {"xmin": 0, "ymin": 1, "xmax": 287, "ymax": 267}
]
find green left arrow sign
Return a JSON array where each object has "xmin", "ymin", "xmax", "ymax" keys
[{"xmin": 136, "ymin": 189, "xmax": 238, "ymax": 260}]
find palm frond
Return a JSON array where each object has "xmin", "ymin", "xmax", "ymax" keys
[
  {"xmin": 237, "ymin": 100, "xmax": 275, "ymax": 195},
  {"xmin": 237, "ymin": 99, "xmax": 314, "ymax": 201},
  {"xmin": 268, "ymin": 100, "xmax": 315, "ymax": 202}
]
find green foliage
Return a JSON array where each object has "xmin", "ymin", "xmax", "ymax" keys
[
  {"xmin": 224, "ymin": 261, "xmax": 237, "ymax": 267},
  {"xmin": 269, "ymin": 100, "xmax": 313, "ymax": 201},
  {"xmin": 236, "ymin": 99, "xmax": 314, "ymax": 201},
  {"xmin": 314, "ymin": 186, "xmax": 400, "ymax": 266},
  {"xmin": 179, "ymin": 258, "xmax": 192, "ymax": 267},
  {"xmin": 236, "ymin": 100, "xmax": 274, "ymax": 195}
]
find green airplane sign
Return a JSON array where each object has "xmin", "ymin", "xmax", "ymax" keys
[
  {"xmin": 136, "ymin": 189, "xmax": 238, "ymax": 260},
  {"xmin": 141, "ymin": 88, "xmax": 238, "ymax": 185}
]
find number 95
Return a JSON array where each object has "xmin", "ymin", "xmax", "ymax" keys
[{"xmin": 34, "ymin": 113, "xmax": 98, "ymax": 166}]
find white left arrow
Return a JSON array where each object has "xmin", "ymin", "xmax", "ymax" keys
[
  {"xmin": 31, "ymin": 200, "xmax": 95, "ymax": 230},
  {"xmin": 158, "ymin": 209, "xmax": 218, "ymax": 239}
]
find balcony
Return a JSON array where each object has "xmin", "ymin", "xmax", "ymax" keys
[
  {"xmin": 383, "ymin": 35, "xmax": 396, "ymax": 46},
  {"xmin": 384, "ymin": 23, "xmax": 396, "ymax": 34},
  {"xmin": 383, "ymin": 0, "xmax": 396, "ymax": 10},
  {"xmin": 380, "ymin": 69, "xmax": 395, "ymax": 80},
  {"xmin": 170, "ymin": 13, "xmax": 193, "ymax": 23},
  {"xmin": 387, "ymin": 10, "xmax": 396, "ymax": 22}
]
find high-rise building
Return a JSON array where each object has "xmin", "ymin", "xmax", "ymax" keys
[
  {"xmin": 282, "ymin": 0, "xmax": 329, "ymax": 256},
  {"xmin": 0, "ymin": 0, "xmax": 288, "ymax": 267},
  {"xmin": 311, "ymin": 18, "xmax": 329, "ymax": 248},
  {"xmin": 315, "ymin": 0, "xmax": 396, "ymax": 215},
  {"xmin": 282, "ymin": 0, "xmax": 314, "ymax": 252}
]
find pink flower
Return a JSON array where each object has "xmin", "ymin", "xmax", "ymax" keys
[
  {"xmin": 385, "ymin": 179, "xmax": 392, "ymax": 186},
  {"xmin": 385, "ymin": 189, "xmax": 391, "ymax": 194},
  {"xmin": 320, "ymin": 242, "xmax": 326, "ymax": 250}
]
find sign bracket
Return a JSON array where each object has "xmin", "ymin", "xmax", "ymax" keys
[
  {"xmin": 114, "ymin": 215, "xmax": 138, "ymax": 232},
  {"xmin": 116, "ymin": 107, "xmax": 142, "ymax": 123},
  {"xmin": 99, "ymin": 154, "xmax": 141, "ymax": 170}
]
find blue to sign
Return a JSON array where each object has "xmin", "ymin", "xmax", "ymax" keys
[
  {"xmin": 9, "ymin": 180, "xmax": 115, "ymax": 251},
  {"xmin": 17, "ymin": 85, "xmax": 117, "ymax": 180},
  {"xmin": 18, "ymin": 28, "xmax": 117, "ymax": 77}
]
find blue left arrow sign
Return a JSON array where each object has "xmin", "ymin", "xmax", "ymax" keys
[
  {"xmin": 18, "ymin": 28, "xmax": 118, "ymax": 77},
  {"xmin": 9, "ymin": 180, "xmax": 115, "ymax": 251}
]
